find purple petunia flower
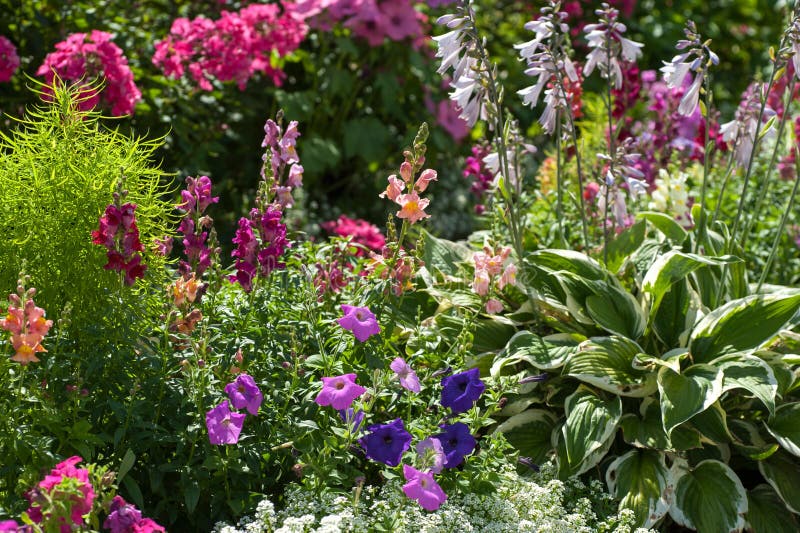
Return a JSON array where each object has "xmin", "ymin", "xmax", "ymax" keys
[
  {"xmin": 224, "ymin": 374, "xmax": 263, "ymax": 416},
  {"xmin": 440, "ymin": 367, "xmax": 485, "ymax": 414},
  {"xmin": 103, "ymin": 495, "xmax": 142, "ymax": 532},
  {"xmin": 402, "ymin": 464, "xmax": 448, "ymax": 511},
  {"xmin": 337, "ymin": 304, "xmax": 381, "ymax": 342},
  {"xmin": 434, "ymin": 422, "xmax": 477, "ymax": 468},
  {"xmin": 359, "ymin": 418, "xmax": 412, "ymax": 467},
  {"xmin": 206, "ymin": 401, "xmax": 246, "ymax": 445},
  {"xmin": 390, "ymin": 357, "xmax": 421, "ymax": 393},
  {"xmin": 416, "ymin": 437, "xmax": 445, "ymax": 474},
  {"xmin": 339, "ymin": 408, "xmax": 365, "ymax": 434},
  {"xmin": 315, "ymin": 373, "xmax": 366, "ymax": 410}
]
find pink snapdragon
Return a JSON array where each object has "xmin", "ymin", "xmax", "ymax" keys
[
  {"xmin": 230, "ymin": 206, "xmax": 288, "ymax": 292},
  {"xmin": 471, "ymin": 245, "xmax": 516, "ymax": 313},
  {"xmin": 380, "ymin": 160, "xmax": 437, "ymax": 223},
  {"xmin": 92, "ymin": 193, "xmax": 147, "ymax": 285},
  {"xmin": 176, "ymin": 176, "xmax": 219, "ymax": 279},
  {"xmin": 0, "ymin": 36, "xmax": 20, "ymax": 82},
  {"xmin": 37, "ymin": 30, "xmax": 140, "ymax": 115},
  {"xmin": 1, "ymin": 284, "xmax": 53, "ymax": 366}
]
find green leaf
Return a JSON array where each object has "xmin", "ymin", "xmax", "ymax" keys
[
  {"xmin": 632, "ymin": 348, "xmax": 688, "ymax": 374},
  {"xmin": 121, "ymin": 476, "xmax": 144, "ymax": 510},
  {"xmin": 585, "ymin": 284, "xmax": 646, "ymax": 339},
  {"xmin": 637, "ymin": 211, "xmax": 688, "ymax": 242},
  {"xmin": 621, "ymin": 400, "xmax": 701, "ymax": 451},
  {"xmin": 766, "ymin": 403, "xmax": 800, "ymax": 458},
  {"xmin": 759, "ymin": 451, "xmax": 800, "ymax": 513},
  {"xmin": 605, "ymin": 219, "xmax": 646, "ymax": 273},
  {"xmin": 560, "ymin": 386, "xmax": 622, "ymax": 474},
  {"xmin": 495, "ymin": 409, "xmax": 558, "ymax": 465},
  {"xmin": 729, "ymin": 419, "xmax": 780, "ymax": 460},
  {"xmin": 529, "ymin": 249, "xmax": 608, "ymax": 281},
  {"xmin": 651, "ymin": 279, "xmax": 693, "ymax": 348},
  {"xmin": 746, "ymin": 484, "xmax": 800, "ymax": 533},
  {"xmin": 564, "ymin": 337, "xmax": 657, "ymax": 397},
  {"xmin": 343, "ymin": 117, "xmax": 390, "ymax": 161},
  {"xmin": 606, "ymin": 449, "xmax": 670, "ymax": 528},
  {"xmin": 184, "ymin": 479, "xmax": 200, "ymax": 514},
  {"xmin": 421, "ymin": 229, "xmax": 470, "ymax": 277},
  {"xmin": 498, "ymin": 331, "xmax": 580, "ymax": 370},
  {"xmin": 668, "ymin": 460, "xmax": 748, "ymax": 533},
  {"xmin": 689, "ymin": 290, "xmax": 800, "ymax": 363},
  {"xmin": 688, "ymin": 402, "xmax": 731, "ymax": 444},
  {"xmin": 658, "ymin": 364, "xmax": 724, "ymax": 436},
  {"xmin": 117, "ymin": 449, "xmax": 135, "ymax": 483},
  {"xmin": 714, "ymin": 354, "xmax": 778, "ymax": 416}
]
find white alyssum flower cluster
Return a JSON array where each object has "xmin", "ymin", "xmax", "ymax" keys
[{"xmin": 213, "ymin": 464, "xmax": 657, "ymax": 533}]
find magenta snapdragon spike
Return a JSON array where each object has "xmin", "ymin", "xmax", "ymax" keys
[
  {"xmin": 230, "ymin": 205, "xmax": 288, "ymax": 292},
  {"xmin": 92, "ymin": 196, "xmax": 147, "ymax": 285},
  {"xmin": 176, "ymin": 175, "xmax": 218, "ymax": 278}
]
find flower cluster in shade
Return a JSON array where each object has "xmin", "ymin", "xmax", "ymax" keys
[
  {"xmin": 103, "ymin": 495, "xmax": 165, "ymax": 533},
  {"xmin": 153, "ymin": 4, "xmax": 307, "ymax": 90},
  {"xmin": 338, "ymin": 304, "xmax": 381, "ymax": 342},
  {"xmin": 321, "ymin": 215, "xmax": 386, "ymax": 255},
  {"xmin": 91, "ymin": 197, "xmax": 146, "ymax": 285},
  {"xmin": 1, "ymin": 286, "xmax": 52, "ymax": 366},
  {"xmin": 0, "ymin": 36, "xmax": 20, "ymax": 82},
  {"xmin": 177, "ymin": 175, "xmax": 219, "ymax": 279},
  {"xmin": 206, "ymin": 374, "xmax": 263, "ymax": 445},
  {"xmin": 649, "ymin": 169, "xmax": 692, "ymax": 227},
  {"xmin": 471, "ymin": 246, "xmax": 517, "ymax": 314},
  {"xmin": 231, "ymin": 205, "xmax": 288, "ymax": 292},
  {"xmin": 379, "ymin": 159, "xmax": 438, "ymax": 224},
  {"xmin": 37, "ymin": 30, "xmax": 141, "ymax": 116},
  {"xmin": 463, "ymin": 144, "xmax": 495, "ymax": 214},
  {"xmin": 294, "ymin": 0, "xmax": 426, "ymax": 48},
  {"xmin": 25, "ymin": 456, "xmax": 95, "ymax": 532}
]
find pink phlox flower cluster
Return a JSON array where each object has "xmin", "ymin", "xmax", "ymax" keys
[
  {"xmin": 297, "ymin": 0, "xmax": 424, "ymax": 46},
  {"xmin": 206, "ymin": 373, "xmax": 263, "ymax": 445},
  {"xmin": 1, "ymin": 288, "xmax": 53, "ymax": 366},
  {"xmin": 379, "ymin": 159, "xmax": 437, "ymax": 224},
  {"xmin": 0, "ymin": 36, "xmax": 20, "ymax": 82},
  {"xmin": 230, "ymin": 205, "xmax": 288, "ymax": 292},
  {"xmin": 471, "ymin": 245, "xmax": 516, "ymax": 314},
  {"xmin": 103, "ymin": 495, "xmax": 165, "ymax": 533},
  {"xmin": 176, "ymin": 175, "xmax": 219, "ymax": 279},
  {"xmin": 92, "ymin": 200, "xmax": 146, "ymax": 285},
  {"xmin": 153, "ymin": 4, "xmax": 307, "ymax": 90},
  {"xmin": 261, "ymin": 118, "xmax": 304, "ymax": 207},
  {"xmin": 37, "ymin": 30, "xmax": 141, "ymax": 116},
  {"xmin": 25, "ymin": 456, "xmax": 95, "ymax": 532},
  {"xmin": 321, "ymin": 215, "xmax": 386, "ymax": 255}
]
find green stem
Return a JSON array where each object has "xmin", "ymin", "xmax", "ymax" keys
[
  {"xmin": 555, "ymin": 115, "xmax": 565, "ymax": 244},
  {"xmin": 695, "ymin": 73, "xmax": 713, "ymax": 253},
  {"xmin": 603, "ymin": 35, "xmax": 615, "ymax": 266},
  {"xmin": 711, "ymin": 156, "xmax": 736, "ymax": 227}
]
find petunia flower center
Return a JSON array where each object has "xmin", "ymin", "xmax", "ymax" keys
[{"xmin": 335, "ymin": 381, "xmax": 345, "ymax": 390}]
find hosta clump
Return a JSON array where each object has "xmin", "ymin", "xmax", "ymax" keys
[{"xmin": 0, "ymin": 80, "xmax": 173, "ymax": 328}]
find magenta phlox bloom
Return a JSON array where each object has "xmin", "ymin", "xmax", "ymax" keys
[
  {"xmin": 224, "ymin": 374, "xmax": 263, "ymax": 415},
  {"xmin": 390, "ymin": 357, "xmax": 421, "ymax": 393},
  {"xmin": 315, "ymin": 373, "xmax": 366, "ymax": 410},
  {"xmin": 206, "ymin": 401, "xmax": 246, "ymax": 445},
  {"xmin": 25, "ymin": 456, "xmax": 95, "ymax": 530},
  {"xmin": 359, "ymin": 418, "xmax": 412, "ymax": 467},
  {"xmin": 402, "ymin": 464, "xmax": 447, "ymax": 511},
  {"xmin": 338, "ymin": 304, "xmax": 381, "ymax": 342},
  {"xmin": 440, "ymin": 367, "xmax": 485, "ymax": 414}
]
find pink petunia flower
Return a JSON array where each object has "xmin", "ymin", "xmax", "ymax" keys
[
  {"xmin": 224, "ymin": 374, "xmax": 263, "ymax": 416},
  {"xmin": 390, "ymin": 357, "xmax": 421, "ymax": 393},
  {"xmin": 206, "ymin": 401, "xmax": 246, "ymax": 445},
  {"xmin": 338, "ymin": 304, "xmax": 381, "ymax": 342},
  {"xmin": 402, "ymin": 464, "xmax": 447, "ymax": 511},
  {"xmin": 314, "ymin": 373, "xmax": 367, "ymax": 410}
]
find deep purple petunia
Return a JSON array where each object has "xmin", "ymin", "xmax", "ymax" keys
[
  {"xmin": 315, "ymin": 373, "xmax": 366, "ymax": 410},
  {"xmin": 440, "ymin": 367, "xmax": 485, "ymax": 414},
  {"xmin": 224, "ymin": 374, "xmax": 263, "ymax": 415},
  {"xmin": 206, "ymin": 401, "xmax": 246, "ymax": 445},
  {"xmin": 337, "ymin": 304, "xmax": 381, "ymax": 342},
  {"xmin": 402, "ymin": 464, "xmax": 447, "ymax": 511},
  {"xmin": 359, "ymin": 418, "xmax": 412, "ymax": 467},
  {"xmin": 338, "ymin": 408, "xmax": 365, "ymax": 434},
  {"xmin": 434, "ymin": 422, "xmax": 477, "ymax": 468}
]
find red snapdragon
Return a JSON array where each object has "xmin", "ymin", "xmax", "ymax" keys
[{"xmin": 92, "ymin": 194, "xmax": 147, "ymax": 285}]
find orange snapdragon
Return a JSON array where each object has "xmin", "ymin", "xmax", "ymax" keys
[
  {"xmin": 1, "ymin": 287, "xmax": 53, "ymax": 365},
  {"xmin": 379, "ymin": 161, "xmax": 437, "ymax": 224}
]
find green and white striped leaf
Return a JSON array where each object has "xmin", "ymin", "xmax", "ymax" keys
[
  {"xmin": 689, "ymin": 290, "xmax": 800, "ymax": 363},
  {"xmin": 668, "ymin": 460, "xmax": 748, "ymax": 533},
  {"xmin": 621, "ymin": 399, "xmax": 701, "ymax": 451},
  {"xmin": 746, "ymin": 484, "xmax": 800, "ymax": 533},
  {"xmin": 766, "ymin": 403, "xmax": 800, "ymax": 458},
  {"xmin": 714, "ymin": 354, "xmax": 778, "ymax": 416},
  {"xmin": 606, "ymin": 449, "xmax": 670, "ymax": 528},
  {"xmin": 658, "ymin": 364, "xmax": 724, "ymax": 436},
  {"xmin": 637, "ymin": 211, "xmax": 688, "ymax": 242},
  {"xmin": 632, "ymin": 348, "xmax": 688, "ymax": 374},
  {"xmin": 688, "ymin": 402, "xmax": 731, "ymax": 444},
  {"xmin": 560, "ymin": 386, "xmax": 622, "ymax": 475},
  {"xmin": 495, "ymin": 409, "xmax": 558, "ymax": 465},
  {"xmin": 564, "ymin": 336, "xmax": 657, "ymax": 397},
  {"xmin": 759, "ymin": 451, "xmax": 800, "ymax": 513},
  {"xmin": 585, "ymin": 284, "xmax": 646, "ymax": 339},
  {"xmin": 728, "ymin": 419, "xmax": 779, "ymax": 461},
  {"xmin": 496, "ymin": 331, "xmax": 581, "ymax": 372}
]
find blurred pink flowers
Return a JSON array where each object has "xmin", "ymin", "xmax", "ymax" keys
[{"xmin": 0, "ymin": 36, "xmax": 19, "ymax": 82}]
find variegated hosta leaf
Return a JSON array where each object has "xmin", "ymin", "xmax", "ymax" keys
[
  {"xmin": 632, "ymin": 348, "xmax": 688, "ymax": 374},
  {"xmin": 658, "ymin": 364, "xmax": 724, "ymax": 436},
  {"xmin": 759, "ymin": 450, "xmax": 800, "ymax": 514},
  {"xmin": 766, "ymin": 402, "xmax": 800, "ymax": 458},
  {"xmin": 728, "ymin": 419, "xmax": 779, "ymax": 461},
  {"xmin": 492, "ymin": 331, "xmax": 582, "ymax": 377},
  {"xmin": 688, "ymin": 402, "xmax": 731, "ymax": 444},
  {"xmin": 564, "ymin": 336, "xmax": 657, "ymax": 397},
  {"xmin": 620, "ymin": 399, "xmax": 701, "ymax": 452},
  {"xmin": 746, "ymin": 484, "xmax": 800, "ymax": 533},
  {"xmin": 558, "ymin": 386, "xmax": 621, "ymax": 476},
  {"xmin": 494, "ymin": 409, "xmax": 558, "ymax": 465},
  {"xmin": 606, "ymin": 449, "xmax": 670, "ymax": 529},
  {"xmin": 668, "ymin": 459, "xmax": 748, "ymax": 533},
  {"xmin": 713, "ymin": 354, "xmax": 778, "ymax": 416},
  {"xmin": 585, "ymin": 284, "xmax": 646, "ymax": 339},
  {"xmin": 689, "ymin": 290, "xmax": 800, "ymax": 363}
]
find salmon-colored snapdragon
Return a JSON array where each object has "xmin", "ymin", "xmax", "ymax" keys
[{"xmin": 1, "ymin": 282, "xmax": 53, "ymax": 365}]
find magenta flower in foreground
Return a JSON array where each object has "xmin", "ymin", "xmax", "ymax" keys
[
  {"xmin": 402, "ymin": 464, "xmax": 447, "ymax": 511},
  {"xmin": 338, "ymin": 304, "xmax": 381, "ymax": 342},
  {"xmin": 315, "ymin": 373, "xmax": 366, "ymax": 410},
  {"xmin": 206, "ymin": 401, "xmax": 246, "ymax": 445},
  {"xmin": 390, "ymin": 357, "xmax": 421, "ymax": 393},
  {"xmin": 416, "ymin": 437, "xmax": 445, "ymax": 474},
  {"xmin": 224, "ymin": 374, "xmax": 263, "ymax": 415}
]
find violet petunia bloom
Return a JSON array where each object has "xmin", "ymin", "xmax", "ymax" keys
[
  {"xmin": 434, "ymin": 422, "xmax": 477, "ymax": 468},
  {"xmin": 206, "ymin": 401, "xmax": 246, "ymax": 445},
  {"xmin": 416, "ymin": 437, "xmax": 445, "ymax": 474},
  {"xmin": 338, "ymin": 408, "xmax": 365, "ymax": 434},
  {"xmin": 103, "ymin": 496, "xmax": 142, "ymax": 533},
  {"xmin": 224, "ymin": 374, "xmax": 263, "ymax": 415},
  {"xmin": 402, "ymin": 464, "xmax": 448, "ymax": 511},
  {"xmin": 440, "ymin": 367, "xmax": 485, "ymax": 414},
  {"xmin": 390, "ymin": 357, "xmax": 421, "ymax": 393},
  {"xmin": 337, "ymin": 304, "xmax": 381, "ymax": 342},
  {"xmin": 315, "ymin": 373, "xmax": 366, "ymax": 410},
  {"xmin": 359, "ymin": 418, "xmax": 412, "ymax": 467}
]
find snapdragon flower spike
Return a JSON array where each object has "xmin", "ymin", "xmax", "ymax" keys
[
  {"xmin": 434, "ymin": 422, "xmax": 477, "ymax": 469},
  {"xmin": 1, "ymin": 287, "xmax": 53, "ymax": 365},
  {"xmin": 660, "ymin": 20, "xmax": 718, "ymax": 116},
  {"xmin": 92, "ymin": 196, "xmax": 147, "ymax": 285},
  {"xmin": 230, "ymin": 205, "xmax": 288, "ymax": 292},
  {"xmin": 379, "ymin": 161, "xmax": 437, "ymax": 224},
  {"xmin": 224, "ymin": 374, "xmax": 263, "ymax": 415},
  {"xmin": 315, "ymin": 373, "xmax": 366, "ymax": 410},
  {"xmin": 260, "ymin": 117, "xmax": 304, "ymax": 208},
  {"xmin": 402, "ymin": 465, "xmax": 447, "ymax": 512},
  {"xmin": 338, "ymin": 304, "xmax": 381, "ymax": 342},
  {"xmin": 440, "ymin": 367, "xmax": 485, "ymax": 414},
  {"xmin": 176, "ymin": 176, "xmax": 218, "ymax": 278},
  {"xmin": 583, "ymin": 3, "xmax": 643, "ymax": 89},
  {"xmin": 359, "ymin": 418, "xmax": 412, "ymax": 467},
  {"xmin": 206, "ymin": 401, "xmax": 246, "ymax": 445}
]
